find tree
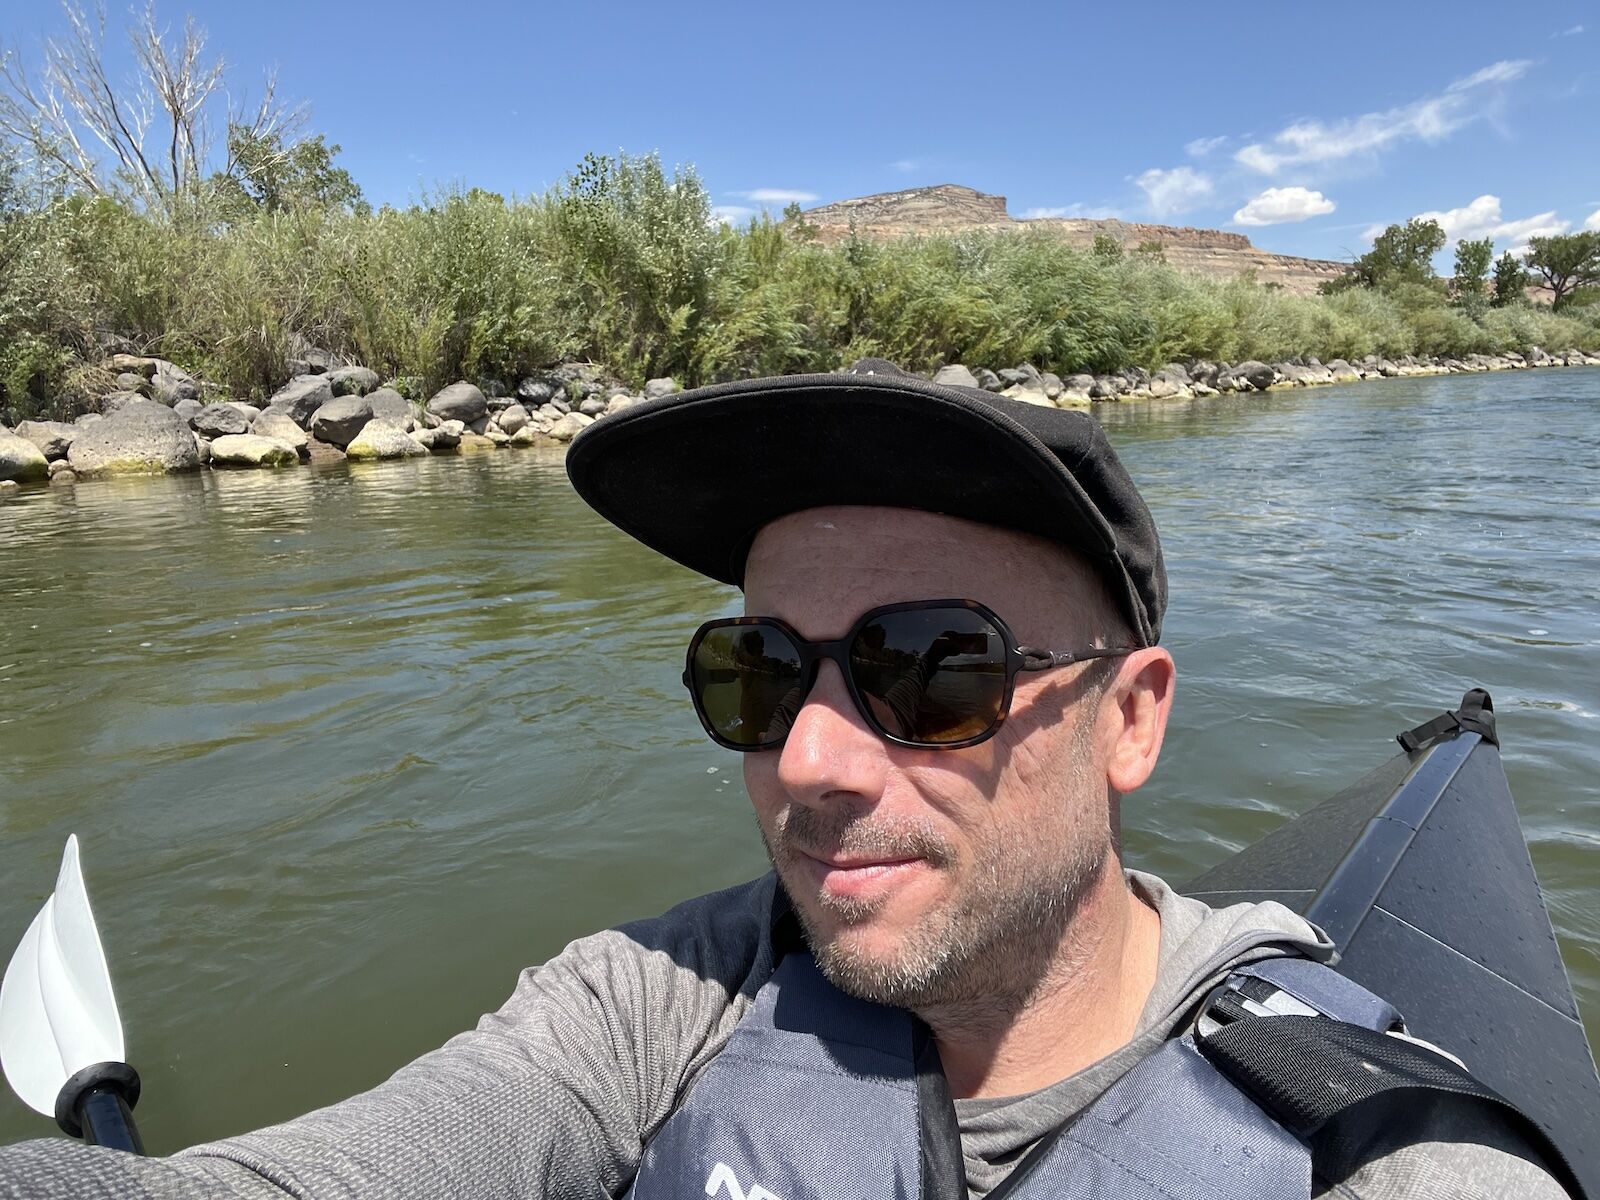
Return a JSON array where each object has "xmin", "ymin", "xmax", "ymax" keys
[
  {"xmin": 1090, "ymin": 234, "xmax": 1123, "ymax": 261},
  {"xmin": 781, "ymin": 199, "xmax": 819, "ymax": 243},
  {"xmin": 0, "ymin": 1, "xmax": 302, "ymax": 213},
  {"xmin": 1491, "ymin": 252, "xmax": 1527, "ymax": 307},
  {"xmin": 1523, "ymin": 232, "xmax": 1600, "ymax": 311},
  {"xmin": 211, "ymin": 126, "xmax": 363, "ymax": 214},
  {"xmin": 1324, "ymin": 218, "xmax": 1446, "ymax": 293},
  {"xmin": 1451, "ymin": 237, "xmax": 1492, "ymax": 309}
]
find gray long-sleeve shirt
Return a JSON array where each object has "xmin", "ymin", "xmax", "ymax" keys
[{"xmin": 0, "ymin": 871, "xmax": 1570, "ymax": 1198}]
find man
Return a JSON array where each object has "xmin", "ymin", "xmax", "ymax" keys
[{"xmin": 0, "ymin": 362, "xmax": 1576, "ymax": 1198}]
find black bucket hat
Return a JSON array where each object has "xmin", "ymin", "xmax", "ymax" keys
[{"xmin": 565, "ymin": 360, "xmax": 1167, "ymax": 645}]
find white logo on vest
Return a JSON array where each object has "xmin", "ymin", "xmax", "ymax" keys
[{"xmin": 705, "ymin": 1161, "xmax": 784, "ymax": 1200}]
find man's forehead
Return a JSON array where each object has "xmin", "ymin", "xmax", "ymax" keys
[{"xmin": 742, "ymin": 505, "xmax": 1101, "ymax": 630}]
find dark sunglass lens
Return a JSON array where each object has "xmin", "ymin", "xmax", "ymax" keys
[
  {"xmin": 690, "ymin": 624, "xmax": 806, "ymax": 747},
  {"xmin": 850, "ymin": 608, "xmax": 1008, "ymax": 744}
]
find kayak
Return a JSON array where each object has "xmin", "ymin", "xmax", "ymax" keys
[
  {"xmin": 6, "ymin": 690, "xmax": 1598, "ymax": 1193},
  {"xmin": 1183, "ymin": 690, "xmax": 1600, "ymax": 1196}
]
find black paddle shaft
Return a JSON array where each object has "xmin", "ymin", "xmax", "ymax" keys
[{"xmin": 55, "ymin": 1061, "xmax": 145, "ymax": 1154}]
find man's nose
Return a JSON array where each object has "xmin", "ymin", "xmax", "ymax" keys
[{"xmin": 776, "ymin": 659, "xmax": 888, "ymax": 808}]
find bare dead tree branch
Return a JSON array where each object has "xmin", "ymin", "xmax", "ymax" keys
[{"xmin": 0, "ymin": 0, "xmax": 302, "ymax": 214}]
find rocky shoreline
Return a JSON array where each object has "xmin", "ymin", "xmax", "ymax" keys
[{"xmin": 2, "ymin": 348, "xmax": 1597, "ymax": 493}]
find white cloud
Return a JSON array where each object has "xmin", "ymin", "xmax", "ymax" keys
[
  {"xmin": 730, "ymin": 188, "xmax": 819, "ymax": 204},
  {"xmin": 1446, "ymin": 60, "xmax": 1532, "ymax": 91},
  {"xmin": 889, "ymin": 159, "xmax": 919, "ymax": 173},
  {"xmin": 710, "ymin": 205, "xmax": 757, "ymax": 225},
  {"xmin": 1585, "ymin": 208, "xmax": 1600, "ymax": 231},
  {"xmin": 1135, "ymin": 167, "xmax": 1214, "ymax": 217},
  {"xmin": 1412, "ymin": 194, "xmax": 1568, "ymax": 252},
  {"xmin": 1185, "ymin": 135, "xmax": 1228, "ymax": 158},
  {"xmin": 1233, "ymin": 186, "xmax": 1337, "ymax": 226},
  {"xmin": 1236, "ymin": 60, "xmax": 1531, "ymax": 174},
  {"xmin": 1554, "ymin": 23, "xmax": 1584, "ymax": 36},
  {"xmin": 1362, "ymin": 195, "xmax": 1573, "ymax": 256},
  {"xmin": 1021, "ymin": 202, "xmax": 1123, "ymax": 220}
]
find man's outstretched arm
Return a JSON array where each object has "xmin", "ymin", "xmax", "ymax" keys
[{"xmin": 0, "ymin": 878, "xmax": 775, "ymax": 1200}]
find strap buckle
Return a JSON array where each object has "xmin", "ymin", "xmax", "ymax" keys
[{"xmin": 1195, "ymin": 973, "xmax": 1321, "ymax": 1040}]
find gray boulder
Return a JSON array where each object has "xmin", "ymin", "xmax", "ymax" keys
[
  {"xmin": 1058, "ymin": 373, "xmax": 1095, "ymax": 400},
  {"xmin": 67, "ymin": 399, "xmax": 201, "ymax": 476},
  {"xmin": 1189, "ymin": 361, "xmax": 1221, "ymax": 387},
  {"xmin": 515, "ymin": 376, "xmax": 560, "ymax": 405},
  {"xmin": 151, "ymin": 363, "xmax": 200, "ymax": 405},
  {"xmin": 251, "ymin": 411, "xmax": 309, "ymax": 455},
  {"xmin": 310, "ymin": 395, "xmax": 374, "ymax": 448},
  {"xmin": 549, "ymin": 396, "xmax": 572, "ymax": 415},
  {"xmin": 365, "ymin": 387, "xmax": 413, "ymax": 428},
  {"xmin": 997, "ymin": 368, "xmax": 1032, "ymax": 387},
  {"xmin": 101, "ymin": 391, "xmax": 145, "ymax": 415},
  {"xmin": 192, "ymin": 402, "xmax": 251, "ymax": 438},
  {"xmin": 1089, "ymin": 376, "xmax": 1120, "ymax": 400},
  {"xmin": 498, "ymin": 403, "xmax": 531, "ymax": 435},
  {"xmin": 75, "ymin": 412, "xmax": 104, "ymax": 427},
  {"xmin": 932, "ymin": 364, "xmax": 980, "ymax": 390},
  {"xmin": 345, "ymin": 419, "xmax": 427, "ymax": 461},
  {"xmin": 172, "ymin": 398, "xmax": 204, "ymax": 427},
  {"xmin": 1326, "ymin": 359, "xmax": 1361, "ymax": 382},
  {"xmin": 16, "ymin": 420, "xmax": 78, "ymax": 460},
  {"xmin": 414, "ymin": 419, "xmax": 464, "ymax": 452},
  {"xmin": 328, "ymin": 365, "xmax": 380, "ymax": 397},
  {"xmin": 115, "ymin": 372, "xmax": 150, "ymax": 395},
  {"xmin": 1235, "ymin": 361, "xmax": 1276, "ymax": 391},
  {"xmin": 426, "ymin": 381, "xmax": 488, "ymax": 424},
  {"xmin": 0, "ymin": 428, "xmax": 50, "ymax": 482},
  {"xmin": 483, "ymin": 428, "xmax": 511, "ymax": 447},
  {"xmin": 209, "ymin": 434, "xmax": 300, "ymax": 468},
  {"xmin": 578, "ymin": 396, "xmax": 607, "ymax": 418},
  {"xmin": 1159, "ymin": 363, "xmax": 1191, "ymax": 385},
  {"xmin": 230, "ymin": 402, "xmax": 262, "ymax": 423},
  {"xmin": 1039, "ymin": 372, "xmax": 1064, "ymax": 400},
  {"xmin": 643, "ymin": 377, "xmax": 681, "ymax": 400},
  {"xmin": 264, "ymin": 375, "xmax": 334, "ymax": 427},
  {"xmin": 1148, "ymin": 371, "xmax": 1188, "ymax": 399},
  {"xmin": 605, "ymin": 394, "xmax": 640, "ymax": 416},
  {"xmin": 546, "ymin": 412, "xmax": 593, "ymax": 443},
  {"xmin": 972, "ymin": 368, "xmax": 1003, "ymax": 392}
]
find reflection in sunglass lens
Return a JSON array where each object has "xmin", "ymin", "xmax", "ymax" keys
[
  {"xmin": 690, "ymin": 624, "xmax": 807, "ymax": 748},
  {"xmin": 850, "ymin": 608, "xmax": 1007, "ymax": 744}
]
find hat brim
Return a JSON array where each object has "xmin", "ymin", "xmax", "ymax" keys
[{"xmin": 566, "ymin": 374, "xmax": 1149, "ymax": 640}]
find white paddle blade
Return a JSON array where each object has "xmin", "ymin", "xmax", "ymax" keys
[{"xmin": 0, "ymin": 836, "xmax": 125, "ymax": 1116}]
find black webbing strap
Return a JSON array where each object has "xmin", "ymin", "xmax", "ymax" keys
[
  {"xmin": 1198, "ymin": 1015, "xmax": 1585, "ymax": 1199},
  {"xmin": 1397, "ymin": 688, "xmax": 1498, "ymax": 752}
]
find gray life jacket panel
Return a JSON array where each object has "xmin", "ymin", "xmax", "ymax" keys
[{"xmin": 624, "ymin": 949, "xmax": 1407, "ymax": 1200}]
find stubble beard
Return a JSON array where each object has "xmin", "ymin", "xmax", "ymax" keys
[{"xmin": 759, "ymin": 778, "xmax": 1109, "ymax": 1019}]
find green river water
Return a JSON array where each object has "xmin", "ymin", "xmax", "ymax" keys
[{"xmin": 1, "ymin": 369, "xmax": 1596, "ymax": 1152}]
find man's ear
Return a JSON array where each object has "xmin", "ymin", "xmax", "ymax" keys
[{"xmin": 1103, "ymin": 649, "xmax": 1176, "ymax": 795}]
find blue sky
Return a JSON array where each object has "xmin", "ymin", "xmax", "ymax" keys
[{"xmin": 5, "ymin": 0, "xmax": 1598, "ymax": 262}]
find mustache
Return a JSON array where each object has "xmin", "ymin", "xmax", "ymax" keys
[{"xmin": 773, "ymin": 805, "xmax": 954, "ymax": 867}]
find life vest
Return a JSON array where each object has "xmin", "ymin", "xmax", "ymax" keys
[{"xmin": 625, "ymin": 946, "xmax": 1578, "ymax": 1200}]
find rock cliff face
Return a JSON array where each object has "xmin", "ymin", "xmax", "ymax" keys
[{"xmin": 800, "ymin": 185, "xmax": 1351, "ymax": 296}]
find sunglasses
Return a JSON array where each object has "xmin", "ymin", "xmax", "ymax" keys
[{"xmin": 683, "ymin": 599, "xmax": 1137, "ymax": 751}]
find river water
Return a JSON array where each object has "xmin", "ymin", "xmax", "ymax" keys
[{"xmin": 1, "ymin": 369, "xmax": 1596, "ymax": 1152}]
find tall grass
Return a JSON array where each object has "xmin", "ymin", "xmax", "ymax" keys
[{"xmin": 3, "ymin": 152, "xmax": 1598, "ymax": 423}]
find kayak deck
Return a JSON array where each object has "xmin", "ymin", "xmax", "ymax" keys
[{"xmin": 1182, "ymin": 699, "xmax": 1599, "ymax": 1195}]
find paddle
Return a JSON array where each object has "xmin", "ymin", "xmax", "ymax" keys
[{"xmin": 0, "ymin": 835, "xmax": 144, "ymax": 1153}]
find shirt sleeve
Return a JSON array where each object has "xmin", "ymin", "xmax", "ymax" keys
[
  {"xmin": 0, "ymin": 876, "xmax": 776, "ymax": 1200},
  {"xmin": 1313, "ymin": 1091, "xmax": 1576, "ymax": 1200}
]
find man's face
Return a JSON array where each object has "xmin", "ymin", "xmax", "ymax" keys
[{"xmin": 742, "ymin": 505, "xmax": 1128, "ymax": 1013}]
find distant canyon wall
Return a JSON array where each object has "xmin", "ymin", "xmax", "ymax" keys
[{"xmin": 799, "ymin": 185, "xmax": 1351, "ymax": 296}]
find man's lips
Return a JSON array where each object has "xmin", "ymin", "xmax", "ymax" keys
[{"xmin": 794, "ymin": 848, "xmax": 928, "ymax": 900}]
